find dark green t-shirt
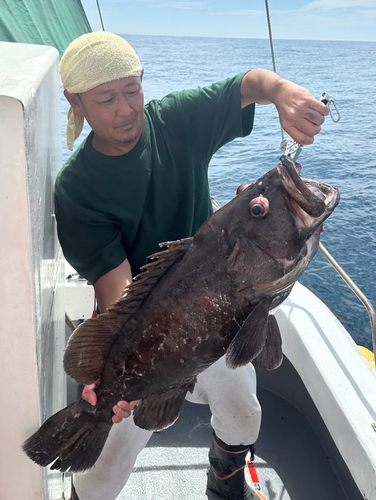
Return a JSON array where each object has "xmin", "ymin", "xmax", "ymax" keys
[{"xmin": 55, "ymin": 73, "xmax": 255, "ymax": 283}]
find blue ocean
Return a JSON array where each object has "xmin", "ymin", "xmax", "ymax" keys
[{"xmin": 61, "ymin": 35, "xmax": 376, "ymax": 350}]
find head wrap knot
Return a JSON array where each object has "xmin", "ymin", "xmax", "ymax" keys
[{"xmin": 60, "ymin": 32, "xmax": 143, "ymax": 150}]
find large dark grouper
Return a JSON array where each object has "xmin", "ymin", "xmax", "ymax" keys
[{"xmin": 23, "ymin": 157, "xmax": 339, "ymax": 473}]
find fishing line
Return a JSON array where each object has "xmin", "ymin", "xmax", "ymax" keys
[
  {"xmin": 95, "ymin": 0, "xmax": 106, "ymax": 31},
  {"xmin": 264, "ymin": 0, "xmax": 284, "ymax": 143}
]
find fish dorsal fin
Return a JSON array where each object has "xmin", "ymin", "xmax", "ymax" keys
[
  {"xmin": 109, "ymin": 238, "xmax": 193, "ymax": 316},
  {"xmin": 225, "ymin": 300, "xmax": 274, "ymax": 369},
  {"xmin": 63, "ymin": 238, "xmax": 193, "ymax": 385}
]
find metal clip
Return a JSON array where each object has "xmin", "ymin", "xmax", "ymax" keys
[
  {"xmin": 279, "ymin": 138, "xmax": 302, "ymax": 164},
  {"xmin": 321, "ymin": 91, "xmax": 341, "ymax": 123}
]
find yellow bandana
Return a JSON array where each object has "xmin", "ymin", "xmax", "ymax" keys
[{"xmin": 60, "ymin": 32, "xmax": 143, "ymax": 150}]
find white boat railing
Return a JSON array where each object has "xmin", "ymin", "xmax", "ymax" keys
[{"xmin": 318, "ymin": 242, "xmax": 376, "ymax": 358}]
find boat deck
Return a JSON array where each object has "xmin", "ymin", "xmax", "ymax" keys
[{"xmin": 118, "ymin": 383, "xmax": 354, "ymax": 500}]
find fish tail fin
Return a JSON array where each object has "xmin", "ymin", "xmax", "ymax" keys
[{"xmin": 23, "ymin": 400, "xmax": 112, "ymax": 472}]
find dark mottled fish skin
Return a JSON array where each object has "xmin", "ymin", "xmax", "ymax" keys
[{"xmin": 23, "ymin": 159, "xmax": 339, "ymax": 472}]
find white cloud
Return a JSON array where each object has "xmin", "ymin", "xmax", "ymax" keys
[
  {"xmin": 157, "ymin": 2, "xmax": 206, "ymax": 9},
  {"xmin": 303, "ymin": 0, "xmax": 376, "ymax": 11},
  {"xmin": 212, "ymin": 10, "xmax": 263, "ymax": 16}
]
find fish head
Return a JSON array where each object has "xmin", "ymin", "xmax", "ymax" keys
[{"xmin": 215, "ymin": 157, "xmax": 340, "ymax": 295}]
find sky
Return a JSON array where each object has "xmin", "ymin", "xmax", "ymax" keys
[{"xmin": 81, "ymin": 0, "xmax": 376, "ymax": 42}]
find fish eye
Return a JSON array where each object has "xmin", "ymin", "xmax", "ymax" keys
[
  {"xmin": 249, "ymin": 197, "xmax": 269, "ymax": 218},
  {"xmin": 251, "ymin": 205, "xmax": 264, "ymax": 217}
]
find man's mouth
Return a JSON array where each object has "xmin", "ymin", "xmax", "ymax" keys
[{"xmin": 117, "ymin": 119, "xmax": 135, "ymax": 129}]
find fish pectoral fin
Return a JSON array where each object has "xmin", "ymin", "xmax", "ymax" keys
[
  {"xmin": 133, "ymin": 380, "xmax": 195, "ymax": 432},
  {"xmin": 64, "ymin": 315, "xmax": 120, "ymax": 385},
  {"xmin": 252, "ymin": 314, "xmax": 283, "ymax": 370},
  {"xmin": 225, "ymin": 300, "xmax": 271, "ymax": 369}
]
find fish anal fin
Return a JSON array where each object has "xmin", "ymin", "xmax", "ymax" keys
[
  {"xmin": 225, "ymin": 301, "xmax": 271, "ymax": 369},
  {"xmin": 252, "ymin": 314, "xmax": 283, "ymax": 370},
  {"xmin": 133, "ymin": 379, "xmax": 195, "ymax": 432},
  {"xmin": 64, "ymin": 314, "xmax": 121, "ymax": 384}
]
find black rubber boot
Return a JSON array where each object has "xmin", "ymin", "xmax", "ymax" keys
[{"xmin": 206, "ymin": 432, "xmax": 259, "ymax": 500}]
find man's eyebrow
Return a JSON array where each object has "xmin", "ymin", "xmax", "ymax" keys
[{"xmin": 96, "ymin": 82, "xmax": 141, "ymax": 95}]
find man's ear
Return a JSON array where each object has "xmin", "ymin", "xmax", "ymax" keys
[{"xmin": 64, "ymin": 90, "xmax": 84, "ymax": 117}]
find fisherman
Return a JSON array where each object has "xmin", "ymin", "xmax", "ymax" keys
[{"xmin": 56, "ymin": 32, "xmax": 329, "ymax": 500}]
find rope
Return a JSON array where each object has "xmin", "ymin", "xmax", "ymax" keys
[
  {"xmin": 264, "ymin": 0, "xmax": 284, "ymax": 142},
  {"xmin": 95, "ymin": 0, "xmax": 106, "ymax": 31},
  {"xmin": 264, "ymin": 0, "xmax": 277, "ymax": 73}
]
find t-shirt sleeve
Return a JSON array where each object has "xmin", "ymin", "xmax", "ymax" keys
[
  {"xmin": 54, "ymin": 187, "xmax": 127, "ymax": 284},
  {"xmin": 154, "ymin": 72, "xmax": 255, "ymax": 165}
]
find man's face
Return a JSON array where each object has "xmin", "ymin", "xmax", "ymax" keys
[{"xmin": 67, "ymin": 75, "xmax": 145, "ymax": 155}]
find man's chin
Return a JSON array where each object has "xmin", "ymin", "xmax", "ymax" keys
[
  {"xmin": 116, "ymin": 127, "xmax": 142, "ymax": 145},
  {"xmin": 120, "ymin": 135, "xmax": 138, "ymax": 145}
]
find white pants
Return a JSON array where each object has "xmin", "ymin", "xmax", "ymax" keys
[{"xmin": 74, "ymin": 356, "xmax": 261, "ymax": 500}]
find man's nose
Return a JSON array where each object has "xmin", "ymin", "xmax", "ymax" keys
[{"xmin": 117, "ymin": 96, "xmax": 133, "ymax": 116}]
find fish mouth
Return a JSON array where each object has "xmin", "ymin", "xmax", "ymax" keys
[{"xmin": 279, "ymin": 156, "xmax": 340, "ymax": 232}]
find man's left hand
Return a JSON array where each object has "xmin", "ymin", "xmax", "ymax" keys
[{"xmin": 274, "ymin": 80, "xmax": 329, "ymax": 145}]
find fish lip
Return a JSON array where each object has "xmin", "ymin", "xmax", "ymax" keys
[
  {"xmin": 279, "ymin": 157, "xmax": 328, "ymax": 217},
  {"xmin": 279, "ymin": 164, "xmax": 340, "ymax": 232},
  {"xmin": 298, "ymin": 178, "xmax": 340, "ymax": 231}
]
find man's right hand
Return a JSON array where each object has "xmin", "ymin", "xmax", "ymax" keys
[{"xmin": 82, "ymin": 384, "xmax": 141, "ymax": 424}]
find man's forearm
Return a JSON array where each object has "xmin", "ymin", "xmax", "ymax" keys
[
  {"xmin": 94, "ymin": 259, "xmax": 132, "ymax": 313},
  {"xmin": 240, "ymin": 69, "xmax": 286, "ymax": 108}
]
